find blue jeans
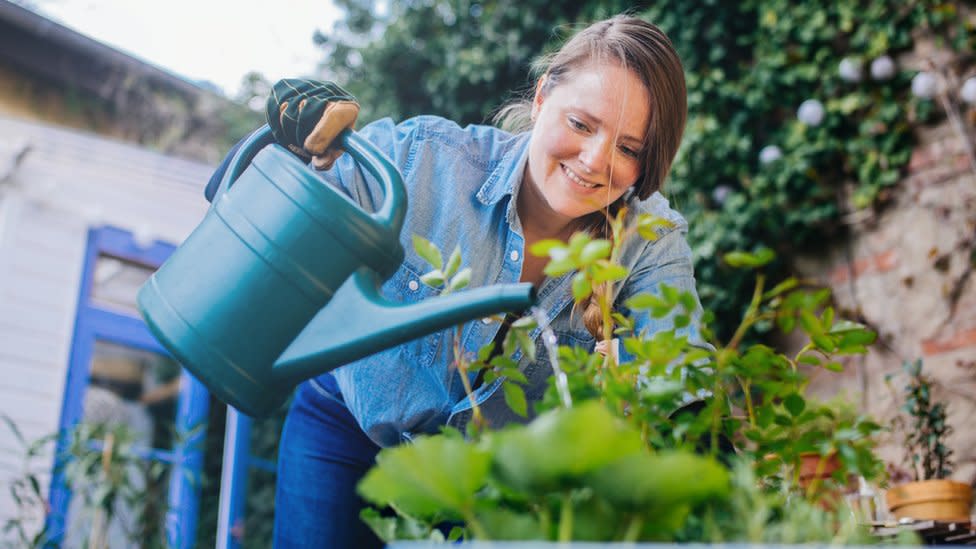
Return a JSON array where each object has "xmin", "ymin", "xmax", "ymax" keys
[{"xmin": 273, "ymin": 376, "xmax": 384, "ymax": 549}]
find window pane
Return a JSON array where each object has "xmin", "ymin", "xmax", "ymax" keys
[
  {"xmin": 64, "ymin": 340, "xmax": 182, "ymax": 548},
  {"xmin": 89, "ymin": 255, "xmax": 156, "ymax": 316}
]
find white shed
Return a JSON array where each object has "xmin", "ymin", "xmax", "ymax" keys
[{"xmin": 0, "ymin": 114, "xmax": 214, "ymax": 545}]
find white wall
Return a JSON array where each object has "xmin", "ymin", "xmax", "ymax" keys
[{"xmin": 0, "ymin": 115, "xmax": 213, "ymax": 538}]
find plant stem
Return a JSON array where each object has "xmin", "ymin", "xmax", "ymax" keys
[
  {"xmin": 727, "ymin": 274, "xmax": 766, "ymax": 351},
  {"xmin": 463, "ymin": 509, "xmax": 489, "ymax": 540},
  {"xmin": 453, "ymin": 325, "xmax": 484, "ymax": 434},
  {"xmin": 622, "ymin": 514, "xmax": 644, "ymax": 542},
  {"xmin": 558, "ymin": 492, "xmax": 573, "ymax": 542}
]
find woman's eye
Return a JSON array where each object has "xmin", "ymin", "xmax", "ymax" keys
[
  {"xmin": 619, "ymin": 145, "xmax": 640, "ymax": 159},
  {"xmin": 568, "ymin": 117, "xmax": 588, "ymax": 132}
]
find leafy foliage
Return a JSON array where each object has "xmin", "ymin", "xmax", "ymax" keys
[
  {"xmin": 358, "ymin": 214, "xmax": 885, "ymax": 543},
  {"xmin": 316, "ymin": 0, "xmax": 973, "ymax": 339}
]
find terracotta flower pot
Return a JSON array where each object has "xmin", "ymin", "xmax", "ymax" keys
[
  {"xmin": 798, "ymin": 451, "xmax": 842, "ymax": 489},
  {"xmin": 885, "ymin": 479, "xmax": 973, "ymax": 523}
]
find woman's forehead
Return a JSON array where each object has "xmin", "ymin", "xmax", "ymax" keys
[{"xmin": 554, "ymin": 64, "xmax": 651, "ymax": 140}]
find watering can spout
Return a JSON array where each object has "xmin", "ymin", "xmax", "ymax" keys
[{"xmin": 273, "ymin": 268, "xmax": 536, "ymax": 385}]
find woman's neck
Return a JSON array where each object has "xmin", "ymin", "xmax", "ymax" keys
[{"xmin": 515, "ymin": 169, "xmax": 579, "ymax": 242}]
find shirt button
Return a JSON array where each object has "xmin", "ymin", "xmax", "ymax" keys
[
  {"xmin": 481, "ymin": 317, "xmax": 492, "ymax": 325},
  {"xmin": 408, "ymin": 280, "xmax": 419, "ymax": 291},
  {"xmin": 510, "ymin": 250, "xmax": 520, "ymax": 262}
]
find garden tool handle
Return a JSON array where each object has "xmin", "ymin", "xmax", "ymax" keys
[{"xmin": 215, "ymin": 124, "xmax": 406, "ymax": 235}]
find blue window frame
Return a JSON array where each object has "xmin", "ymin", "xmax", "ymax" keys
[{"xmin": 47, "ymin": 226, "xmax": 210, "ymax": 548}]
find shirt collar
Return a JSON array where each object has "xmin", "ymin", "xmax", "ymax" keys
[{"xmin": 476, "ymin": 132, "xmax": 531, "ymax": 206}]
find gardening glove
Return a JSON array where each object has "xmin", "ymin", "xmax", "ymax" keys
[{"xmin": 266, "ymin": 78, "xmax": 360, "ymax": 170}]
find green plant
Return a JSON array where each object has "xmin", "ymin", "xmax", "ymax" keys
[
  {"xmin": 895, "ymin": 359, "xmax": 955, "ymax": 481},
  {"xmin": 2, "ymin": 416, "xmax": 54, "ymax": 548},
  {"xmin": 1, "ymin": 416, "xmax": 177, "ymax": 549},
  {"xmin": 355, "ymin": 214, "xmax": 886, "ymax": 543}
]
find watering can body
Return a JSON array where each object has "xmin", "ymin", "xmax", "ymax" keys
[{"xmin": 138, "ymin": 126, "xmax": 535, "ymax": 418}]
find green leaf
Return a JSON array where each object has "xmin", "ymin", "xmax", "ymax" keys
[
  {"xmin": 529, "ymin": 239, "xmax": 565, "ymax": 257},
  {"xmin": 501, "ymin": 368, "xmax": 528, "ymax": 384},
  {"xmin": 572, "ymin": 272, "xmax": 592, "ymax": 301},
  {"xmin": 591, "ymin": 262, "xmax": 628, "ymax": 283},
  {"xmin": 797, "ymin": 353, "xmax": 821, "ymax": 366},
  {"xmin": 490, "ymin": 402, "xmax": 643, "ymax": 491},
  {"xmin": 511, "ymin": 315, "xmax": 537, "ymax": 329},
  {"xmin": 476, "ymin": 342, "xmax": 496, "ymax": 363},
  {"xmin": 587, "ymin": 451, "xmax": 729, "ymax": 509},
  {"xmin": 358, "ymin": 435, "xmax": 491, "ymax": 518},
  {"xmin": 412, "ymin": 235, "xmax": 443, "ymax": 270},
  {"xmin": 448, "ymin": 267, "xmax": 471, "ymax": 291},
  {"xmin": 515, "ymin": 329, "xmax": 536, "ymax": 362},
  {"xmin": 823, "ymin": 361, "xmax": 844, "ymax": 372},
  {"xmin": 443, "ymin": 245, "xmax": 462, "ymax": 278},
  {"xmin": 580, "ymin": 239, "xmax": 612, "ymax": 264},
  {"xmin": 723, "ymin": 247, "xmax": 775, "ymax": 268},
  {"xmin": 784, "ymin": 393, "xmax": 806, "ymax": 417},
  {"xmin": 503, "ymin": 382, "xmax": 528, "ymax": 417},
  {"xmin": 763, "ymin": 277, "xmax": 799, "ymax": 300},
  {"xmin": 420, "ymin": 270, "xmax": 444, "ymax": 288}
]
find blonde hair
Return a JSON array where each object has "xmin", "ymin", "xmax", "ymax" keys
[{"xmin": 495, "ymin": 15, "xmax": 687, "ymax": 338}]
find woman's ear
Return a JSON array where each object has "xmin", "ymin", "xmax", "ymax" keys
[{"xmin": 530, "ymin": 74, "xmax": 548, "ymax": 121}]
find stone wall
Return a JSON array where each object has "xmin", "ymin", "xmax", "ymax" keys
[{"xmin": 791, "ymin": 99, "xmax": 976, "ymax": 485}]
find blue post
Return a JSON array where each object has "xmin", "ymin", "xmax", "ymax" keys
[
  {"xmin": 216, "ymin": 406, "xmax": 252, "ymax": 549},
  {"xmin": 166, "ymin": 372, "xmax": 210, "ymax": 549}
]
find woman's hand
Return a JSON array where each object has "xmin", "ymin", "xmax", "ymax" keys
[
  {"xmin": 266, "ymin": 79, "xmax": 360, "ymax": 170},
  {"xmin": 594, "ymin": 338, "xmax": 619, "ymax": 361}
]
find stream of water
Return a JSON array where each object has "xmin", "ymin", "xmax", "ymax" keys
[{"xmin": 530, "ymin": 306, "xmax": 573, "ymax": 408}]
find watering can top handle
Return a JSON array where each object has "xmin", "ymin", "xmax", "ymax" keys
[{"xmin": 215, "ymin": 124, "xmax": 406, "ymax": 235}]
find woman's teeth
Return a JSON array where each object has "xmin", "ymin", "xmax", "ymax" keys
[{"xmin": 563, "ymin": 165, "xmax": 599, "ymax": 188}]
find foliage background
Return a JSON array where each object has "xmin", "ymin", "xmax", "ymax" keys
[{"xmin": 314, "ymin": 0, "xmax": 970, "ymax": 338}]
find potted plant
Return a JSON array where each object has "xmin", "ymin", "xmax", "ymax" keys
[{"xmin": 885, "ymin": 359, "xmax": 973, "ymax": 523}]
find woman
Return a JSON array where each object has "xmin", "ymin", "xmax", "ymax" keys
[{"xmin": 208, "ymin": 14, "xmax": 706, "ymax": 548}]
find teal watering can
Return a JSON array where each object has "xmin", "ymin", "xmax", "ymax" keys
[{"xmin": 137, "ymin": 125, "xmax": 535, "ymax": 418}]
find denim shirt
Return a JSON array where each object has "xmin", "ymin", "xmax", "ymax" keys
[
  {"xmin": 263, "ymin": 114, "xmax": 705, "ymax": 448},
  {"xmin": 207, "ymin": 115, "xmax": 707, "ymax": 447}
]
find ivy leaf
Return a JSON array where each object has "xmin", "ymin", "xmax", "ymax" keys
[{"xmin": 412, "ymin": 235, "xmax": 443, "ymax": 270}]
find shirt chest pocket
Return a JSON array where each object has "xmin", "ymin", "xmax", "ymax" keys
[{"xmin": 383, "ymin": 259, "xmax": 446, "ymax": 366}]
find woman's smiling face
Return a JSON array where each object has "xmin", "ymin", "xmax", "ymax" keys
[{"xmin": 522, "ymin": 62, "xmax": 651, "ymax": 227}]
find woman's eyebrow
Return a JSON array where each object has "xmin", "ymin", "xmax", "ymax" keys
[{"xmin": 574, "ymin": 106, "xmax": 646, "ymax": 145}]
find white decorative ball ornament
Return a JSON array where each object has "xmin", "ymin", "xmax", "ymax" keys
[
  {"xmin": 838, "ymin": 57, "xmax": 863, "ymax": 82},
  {"xmin": 960, "ymin": 77, "xmax": 976, "ymax": 105},
  {"xmin": 911, "ymin": 72, "xmax": 938, "ymax": 99},
  {"xmin": 711, "ymin": 185, "xmax": 732, "ymax": 206},
  {"xmin": 759, "ymin": 145, "xmax": 783, "ymax": 165},
  {"xmin": 797, "ymin": 99, "xmax": 826, "ymax": 127},
  {"xmin": 870, "ymin": 55, "xmax": 896, "ymax": 81}
]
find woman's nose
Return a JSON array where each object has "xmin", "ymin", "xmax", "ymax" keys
[{"xmin": 579, "ymin": 136, "xmax": 611, "ymax": 173}]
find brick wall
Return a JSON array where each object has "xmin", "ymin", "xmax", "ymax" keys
[{"xmin": 790, "ymin": 106, "xmax": 976, "ymax": 485}]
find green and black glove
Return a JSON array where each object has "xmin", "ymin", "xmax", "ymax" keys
[{"xmin": 266, "ymin": 78, "xmax": 360, "ymax": 170}]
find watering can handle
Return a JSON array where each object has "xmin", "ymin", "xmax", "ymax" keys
[{"xmin": 214, "ymin": 124, "xmax": 406, "ymax": 235}]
